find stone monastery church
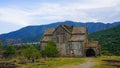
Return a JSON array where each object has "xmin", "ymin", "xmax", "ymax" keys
[{"xmin": 40, "ymin": 24, "xmax": 100, "ymax": 57}]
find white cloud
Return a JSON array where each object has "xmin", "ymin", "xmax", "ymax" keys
[
  {"xmin": 0, "ymin": 7, "xmax": 30, "ymax": 26},
  {"xmin": 0, "ymin": 0, "xmax": 120, "ymax": 26}
]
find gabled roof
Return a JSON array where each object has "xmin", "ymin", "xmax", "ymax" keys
[
  {"xmin": 44, "ymin": 28, "xmax": 55, "ymax": 35},
  {"xmin": 61, "ymin": 24, "xmax": 73, "ymax": 32},
  {"xmin": 41, "ymin": 36, "xmax": 52, "ymax": 42},
  {"xmin": 44, "ymin": 25, "xmax": 87, "ymax": 36},
  {"xmin": 69, "ymin": 35, "xmax": 85, "ymax": 42},
  {"xmin": 42, "ymin": 25, "xmax": 87, "ymax": 42},
  {"xmin": 72, "ymin": 27, "xmax": 86, "ymax": 34},
  {"xmin": 52, "ymin": 24, "xmax": 73, "ymax": 34}
]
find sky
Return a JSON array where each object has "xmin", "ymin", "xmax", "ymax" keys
[{"xmin": 0, "ymin": 0, "xmax": 120, "ymax": 34}]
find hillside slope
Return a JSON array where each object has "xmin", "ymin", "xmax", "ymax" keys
[{"xmin": 89, "ymin": 25, "xmax": 120, "ymax": 55}]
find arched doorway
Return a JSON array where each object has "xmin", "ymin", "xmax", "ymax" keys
[{"xmin": 86, "ymin": 48, "xmax": 95, "ymax": 57}]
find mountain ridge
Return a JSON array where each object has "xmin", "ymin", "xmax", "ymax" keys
[{"xmin": 0, "ymin": 21, "xmax": 120, "ymax": 44}]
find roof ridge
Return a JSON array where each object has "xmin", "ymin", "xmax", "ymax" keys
[{"xmin": 61, "ymin": 25, "xmax": 73, "ymax": 33}]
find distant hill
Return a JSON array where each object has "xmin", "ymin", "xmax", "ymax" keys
[
  {"xmin": 0, "ymin": 21, "xmax": 120, "ymax": 44},
  {"xmin": 89, "ymin": 25, "xmax": 120, "ymax": 55}
]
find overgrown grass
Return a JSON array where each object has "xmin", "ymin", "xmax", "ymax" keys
[
  {"xmin": 0, "ymin": 56, "xmax": 120, "ymax": 68},
  {"xmin": 21, "ymin": 57, "xmax": 85, "ymax": 68},
  {"xmin": 91, "ymin": 56, "xmax": 120, "ymax": 68}
]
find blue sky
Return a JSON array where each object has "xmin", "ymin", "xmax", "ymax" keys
[{"xmin": 0, "ymin": 0, "xmax": 120, "ymax": 34}]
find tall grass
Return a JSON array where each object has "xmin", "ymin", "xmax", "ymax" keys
[{"xmin": 23, "ymin": 57, "xmax": 85, "ymax": 68}]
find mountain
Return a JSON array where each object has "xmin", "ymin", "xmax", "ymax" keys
[
  {"xmin": 89, "ymin": 25, "xmax": 120, "ymax": 55},
  {"xmin": 0, "ymin": 21, "xmax": 120, "ymax": 44}
]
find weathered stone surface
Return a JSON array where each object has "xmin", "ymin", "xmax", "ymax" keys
[{"xmin": 40, "ymin": 24, "xmax": 101, "ymax": 57}]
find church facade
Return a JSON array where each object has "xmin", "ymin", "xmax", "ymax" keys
[{"xmin": 40, "ymin": 25, "xmax": 100, "ymax": 57}]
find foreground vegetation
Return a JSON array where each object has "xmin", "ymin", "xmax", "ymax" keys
[
  {"xmin": 0, "ymin": 56, "xmax": 120, "ymax": 68},
  {"xmin": 0, "ymin": 57, "xmax": 85, "ymax": 68}
]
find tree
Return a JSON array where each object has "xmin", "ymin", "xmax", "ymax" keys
[
  {"xmin": 19, "ymin": 45, "xmax": 41, "ymax": 60},
  {"xmin": 43, "ymin": 41, "xmax": 59, "ymax": 57},
  {"xmin": 0, "ymin": 41, "xmax": 2, "ymax": 49},
  {"xmin": 4, "ymin": 45, "xmax": 16, "ymax": 58},
  {"xmin": 0, "ymin": 41, "xmax": 3, "ymax": 51}
]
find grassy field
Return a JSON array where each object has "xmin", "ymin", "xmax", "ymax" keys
[
  {"xmin": 0, "ymin": 56, "xmax": 120, "ymax": 68},
  {"xmin": 14, "ymin": 57, "xmax": 85, "ymax": 68},
  {"xmin": 91, "ymin": 56, "xmax": 120, "ymax": 68}
]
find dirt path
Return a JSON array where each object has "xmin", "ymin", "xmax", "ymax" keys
[
  {"xmin": 58, "ymin": 58, "xmax": 95, "ymax": 68},
  {"xmin": 75, "ymin": 58, "xmax": 95, "ymax": 68}
]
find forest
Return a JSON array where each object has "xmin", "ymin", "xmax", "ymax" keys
[{"xmin": 89, "ymin": 25, "xmax": 120, "ymax": 55}]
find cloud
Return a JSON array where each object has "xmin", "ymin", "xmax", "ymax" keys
[
  {"xmin": 0, "ymin": 0, "xmax": 120, "ymax": 26},
  {"xmin": 0, "ymin": 7, "xmax": 31, "ymax": 26},
  {"xmin": 29, "ymin": 0, "xmax": 120, "ymax": 23}
]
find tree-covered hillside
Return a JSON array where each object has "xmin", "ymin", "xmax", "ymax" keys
[{"xmin": 89, "ymin": 25, "xmax": 120, "ymax": 55}]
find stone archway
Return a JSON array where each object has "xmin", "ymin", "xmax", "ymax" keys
[{"xmin": 86, "ymin": 48, "xmax": 95, "ymax": 57}]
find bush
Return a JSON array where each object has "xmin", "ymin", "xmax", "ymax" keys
[
  {"xmin": 19, "ymin": 45, "xmax": 41, "ymax": 60},
  {"xmin": 4, "ymin": 45, "xmax": 16, "ymax": 58},
  {"xmin": 43, "ymin": 41, "xmax": 59, "ymax": 57}
]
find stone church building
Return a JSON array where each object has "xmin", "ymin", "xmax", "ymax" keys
[{"xmin": 40, "ymin": 24, "xmax": 100, "ymax": 57}]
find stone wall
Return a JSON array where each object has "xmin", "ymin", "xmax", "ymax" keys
[{"xmin": 69, "ymin": 42, "xmax": 84, "ymax": 56}]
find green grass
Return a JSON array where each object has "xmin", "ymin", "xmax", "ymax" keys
[
  {"xmin": 21, "ymin": 57, "xmax": 85, "ymax": 68},
  {"xmin": 24, "ymin": 65, "xmax": 49, "ymax": 68},
  {"xmin": 91, "ymin": 56, "xmax": 119, "ymax": 68},
  {"xmin": 0, "ymin": 56, "xmax": 120, "ymax": 68}
]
